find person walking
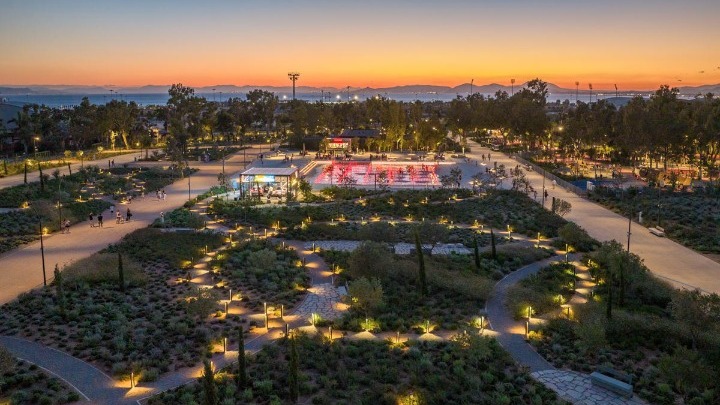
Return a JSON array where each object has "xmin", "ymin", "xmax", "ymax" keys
[
  {"xmin": 160, "ymin": 211, "xmax": 165, "ymax": 225},
  {"xmin": 110, "ymin": 205, "xmax": 115, "ymax": 215},
  {"xmin": 89, "ymin": 213, "xmax": 94, "ymax": 227},
  {"xmin": 116, "ymin": 211, "xmax": 122, "ymax": 224},
  {"xmin": 63, "ymin": 219, "xmax": 71, "ymax": 234},
  {"xmin": 126, "ymin": 208, "xmax": 132, "ymax": 222},
  {"xmin": 98, "ymin": 214, "xmax": 103, "ymax": 228}
]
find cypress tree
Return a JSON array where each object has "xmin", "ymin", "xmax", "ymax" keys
[
  {"xmin": 490, "ymin": 229, "xmax": 497, "ymax": 260},
  {"xmin": 288, "ymin": 335, "xmax": 299, "ymax": 403},
  {"xmin": 54, "ymin": 264, "xmax": 66, "ymax": 319},
  {"xmin": 201, "ymin": 359, "xmax": 217, "ymax": 405},
  {"xmin": 473, "ymin": 235, "xmax": 481, "ymax": 270},
  {"xmin": 38, "ymin": 162, "xmax": 44, "ymax": 192},
  {"xmin": 414, "ymin": 231, "xmax": 428, "ymax": 296},
  {"xmin": 236, "ymin": 327, "xmax": 247, "ymax": 390},
  {"xmin": 118, "ymin": 253, "xmax": 125, "ymax": 292}
]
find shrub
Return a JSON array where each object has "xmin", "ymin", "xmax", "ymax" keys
[{"xmin": 63, "ymin": 253, "xmax": 146, "ymax": 287}]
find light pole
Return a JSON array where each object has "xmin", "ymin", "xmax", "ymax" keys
[
  {"xmin": 39, "ymin": 218, "xmax": 47, "ymax": 286},
  {"xmin": 33, "ymin": 136, "xmax": 40, "ymax": 153},
  {"xmin": 56, "ymin": 201, "xmax": 63, "ymax": 230},
  {"xmin": 627, "ymin": 211, "xmax": 632, "ymax": 252},
  {"xmin": 588, "ymin": 83, "xmax": 593, "ymax": 103},
  {"xmin": 511, "ymin": 78, "xmax": 515, "ymax": 96},
  {"xmin": 288, "ymin": 72, "xmax": 300, "ymax": 100},
  {"xmin": 575, "ymin": 81, "xmax": 579, "ymax": 104},
  {"xmin": 188, "ymin": 175, "xmax": 191, "ymax": 202},
  {"xmin": 470, "ymin": 79, "xmax": 474, "ymax": 97}
]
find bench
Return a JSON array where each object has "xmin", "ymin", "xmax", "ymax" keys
[
  {"xmin": 590, "ymin": 367, "xmax": 633, "ymax": 398},
  {"xmin": 648, "ymin": 226, "xmax": 665, "ymax": 237}
]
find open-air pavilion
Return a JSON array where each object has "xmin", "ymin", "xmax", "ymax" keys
[{"xmin": 236, "ymin": 166, "xmax": 299, "ymax": 199}]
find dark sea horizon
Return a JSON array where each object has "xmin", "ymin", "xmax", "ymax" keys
[{"xmin": 0, "ymin": 91, "xmax": 625, "ymax": 109}]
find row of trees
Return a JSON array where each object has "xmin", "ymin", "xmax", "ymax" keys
[
  {"xmin": 5, "ymin": 81, "xmax": 718, "ymax": 179},
  {"xmin": 556, "ymin": 87, "xmax": 720, "ymax": 179}
]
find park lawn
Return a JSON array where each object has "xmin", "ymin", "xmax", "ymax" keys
[
  {"xmin": 0, "ymin": 229, "xmax": 229, "ymax": 381},
  {"xmin": 0, "ymin": 346, "xmax": 81, "ymax": 405},
  {"xmin": 148, "ymin": 334, "xmax": 568, "ymax": 405}
]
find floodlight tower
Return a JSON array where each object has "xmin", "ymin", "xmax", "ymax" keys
[
  {"xmin": 575, "ymin": 81, "xmax": 580, "ymax": 104},
  {"xmin": 288, "ymin": 72, "xmax": 300, "ymax": 100},
  {"xmin": 588, "ymin": 83, "xmax": 593, "ymax": 103},
  {"xmin": 511, "ymin": 78, "xmax": 516, "ymax": 95}
]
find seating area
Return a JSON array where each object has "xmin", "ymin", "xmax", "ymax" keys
[{"xmin": 589, "ymin": 367, "xmax": 633, "ymax": 398}]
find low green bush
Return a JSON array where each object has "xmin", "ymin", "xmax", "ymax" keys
[{"xmin": 148, "ymin": 334, "xmax": 566, "ymax": 405}]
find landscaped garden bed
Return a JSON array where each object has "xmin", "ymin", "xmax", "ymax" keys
[
  {"xmin": 0, "ymin": 345, "xmax": 80, "ymax": 405},
  {"xmin": 148, "ymin": 333, "xmax": 568, "ymax": 405},
  {"xmin": 506, "ymin": 262, "xmax": 576, "ymax": 320},
  {"xmin": 210, "ymin": 189, "xmax": 566, "ymax": 238},
  {"xmin": 326, "ymin": 241, "xmax": 553, "ymax": 332},
  {"xmin": 209, "ymin": 238, "xmax": 310, "ymax": 312},
  {"xmin": 0, "ymin": 228, "xmax": 227, "ymax": 381},
  {"xmin": 529, "ymin": 241, "xmax": 720, "ymax": 405}
]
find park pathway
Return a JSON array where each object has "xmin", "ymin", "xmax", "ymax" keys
[
  {"xmin": 485, "ymin": 252, "xmax": 647, "ymax": 404},
  {"xmin": 0, "ymin": 335, "xmax": 126, "ymax": 404},
  {"xmin": 0, "ymin": 144, "xmax": 269, "ymax": 305},
  {"xmin": 462, "ymin": 139, "xmax": 720, "ymax": 294},
  {"xmin": 0, "ymin": 150, "xmax": 154, "ymax": 189}
]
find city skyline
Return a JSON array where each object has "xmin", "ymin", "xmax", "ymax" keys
[{"xmin": 1, "ymin": 0, "xmax": 719, "ymax": 90}]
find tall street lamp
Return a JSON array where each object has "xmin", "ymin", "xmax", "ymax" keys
[
  {"xmin": 39, "ymin": 218, "xmax": 47, "ymax": 286},
  {"xmin": 56, "ymin": 201, "xmax": 63, "ymax": 230},
  {"xmin": 33, "ymin": 136, "xmax": 40, "ymax": 153},
  {"xmin": 511, "ymin": 78, "xmax": 516, "ymax": 96}
]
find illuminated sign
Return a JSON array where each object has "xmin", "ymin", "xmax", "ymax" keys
[{"xmin": 243, "ymin": 175, "xmax": 276, "ymax": 183}]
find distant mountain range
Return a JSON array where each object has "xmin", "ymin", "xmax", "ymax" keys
[{"xmin": 1, "ymin": 82, "xmax": 719, "ymax": 97}]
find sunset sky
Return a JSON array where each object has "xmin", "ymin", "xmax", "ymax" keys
[{"xmin": 1, "ymin": 0, "xmax": 719, "ymax": 90}]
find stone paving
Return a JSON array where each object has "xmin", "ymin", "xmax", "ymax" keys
[
  {"xmin": 303, "ymin": 240, "xmax": 472, "ymax": 255},
  {"xmin": 292, "ymin": 282, "xmax": 349, "ymax": 321},
  {"xmin": 532, "ymin": 370, "xmax": 647, "ymax": 405}
]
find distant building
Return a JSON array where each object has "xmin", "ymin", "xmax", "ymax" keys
[{"xmin": 324, "ymin": 128, "xmax": 380, "ymax": 154}]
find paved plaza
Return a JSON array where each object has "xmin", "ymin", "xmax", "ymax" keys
[{"xmin": 532, "ymin": 370, "xmax": 647, "ymax": 405}]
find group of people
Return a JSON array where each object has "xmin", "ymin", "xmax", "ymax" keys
[
  {"xmin": 87, "ymin": 206, "xmax": 133, "ymax": 227},
  {"xmin": 156, "ymin": 189, "xmax": 167, "ymax": 201}
]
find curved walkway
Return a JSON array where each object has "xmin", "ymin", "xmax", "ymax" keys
[
  {"xmin": 485, "ymin": 253, "xmax": 647, "ymax": 404},
  {"xmin": 0, "ymin": 335, "xmax": 126, "ymax": 404},
  {"xmin": 485, "ymin": 255, "xmax": 561, "ymax": 373}
]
